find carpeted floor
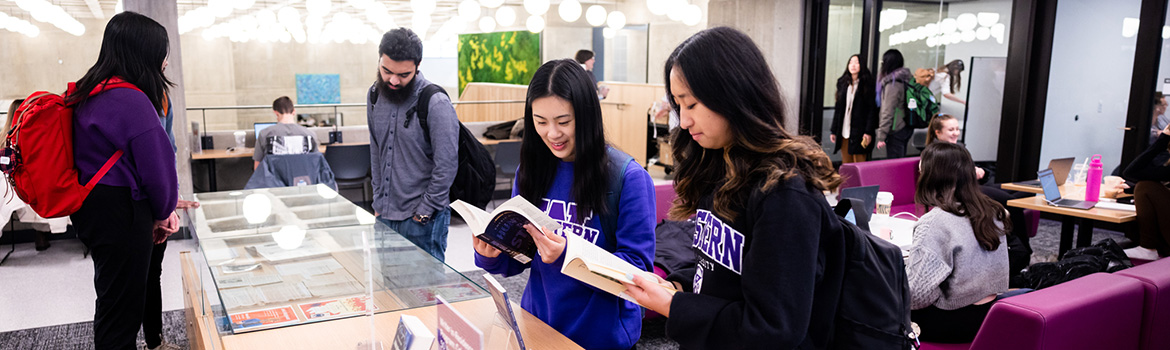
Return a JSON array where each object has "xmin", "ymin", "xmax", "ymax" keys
[
  {"xmin": 0, "ymin": 310, "xmax": 190, "ymax": 350},
  {"xmin": 0, "ymin": 218, "xmax": 1132, "ymax": 350}
]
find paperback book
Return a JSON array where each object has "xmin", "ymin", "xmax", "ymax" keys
[
  {"xmin": 561, "ymin": 233, "xmax": 677, "ymax": 307},
  {"xmin": 450, "ymin": 197, "xmax": 560, "ymax": 264}
]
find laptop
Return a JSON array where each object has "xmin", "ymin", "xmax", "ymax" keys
[
  {"xmin": 1038, "ymin": 168, "xmax": 1096, "ymax": 209},
  {"xmin": 840, "ymin": 185, "xmax": 879, "ymax": 230},
  {"xmin": 254, "ymin": 122, "xmax": 277, "ymax": 139},
  {"xmin": 1016, "ymin": 157, "xmax": 1075, "ymax": 187}
]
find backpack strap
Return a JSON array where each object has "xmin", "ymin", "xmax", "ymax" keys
[
  {"xmin": 83, "ymin": 150, "xmax": 123, "ymax": 191},
  {"xmin": 411, "ymin": 84, "xmax": 449, "ymax": 145},
  {"xmin": 600, "ymin": 147, "xmax": 634, "ymax": 248}
]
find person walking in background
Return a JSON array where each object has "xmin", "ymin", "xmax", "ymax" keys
[
  {"xmin": 830, "ymin": 54, "xmax": 877, "ymax": 163},
  {"xmin": 67, "ymin": 12, "xmax": 178, "ymax": 349},
  {"xmin": 876, "ymin": 49, "xmax": 914, "ymax": 158},
  {"xmin": 909, "ymin": 142, "xmax": 1010, "ymax": 343},
  {"xmin": 574, "ymin": 49, "xmax": 609, "ymax": 99},
  {"xmin": 931, "ymin": 59, "xmax": 967, "ymax": 105},
  {"xmin": 623, "ymin": 27, "xmax": 847, "ymax": 349},
  {"xmin": 366, "ymin": 28, "xmax": 458, "ymax": 261},
  {"xmin": 474, "ymin": 59, "xmax": 656, "ymax": 350},
  {"xmin": 253, "ymin": 96, "xmax": 320, "ymax": 169}
]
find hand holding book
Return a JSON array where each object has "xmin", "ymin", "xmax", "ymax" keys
[
  {"xmin": 529, "ymin": 224, "xmax": 566, "ymax": 264},
  {"xmin": 623, "ymin": 273, "xmax": 677, "ymax": 317}
]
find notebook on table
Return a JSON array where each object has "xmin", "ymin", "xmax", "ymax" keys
[
  {"xmin": 1038, "ymin": 168, "xmax": 1095, "ymax": 210},
  {"xmin": 1016, "ymin": 157, "xmax": 1075, "ymax": 187}
]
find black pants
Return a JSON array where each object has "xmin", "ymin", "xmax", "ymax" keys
[
  {"xmin": 1135, "ymin": 181, "xmax": 1170, "ymax": 255},
  {"xmin": 981, "ymin": 185, "xmax": 1034, "ymax": 275},
  {"xmin": 143, "ymin": 241, "xmax": 167, "ymax": 348},
  {"xmin": 73, "ymin": 185, "xmax": 155, "ymax": 350},
  {"xmin": 911, "ymin": 302, "xmax": 994, "ymax": 343},
  {"xmin": 884, "ymin": 127, "xmax": 914, "ymax": 159}
]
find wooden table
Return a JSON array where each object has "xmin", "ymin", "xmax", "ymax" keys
[
  {"xmin": 1000, "ymin": 182, "xmax": 1131, "ymax": 199},
  {"xmin": 1007, "ymin": 195, "xmax": 1136, "ymax": 257},
  {"xmin": 180, "ymin": 252, "xmax": 582, "ymax": 350}
]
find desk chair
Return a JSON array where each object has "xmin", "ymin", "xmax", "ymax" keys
[
  {"xmin": 494, "ymin": 141, "xmax": 522, "ymax": 199},
  {"xmin": 324, "ymin": 144, "xmax": 371, "ymax": 201}
]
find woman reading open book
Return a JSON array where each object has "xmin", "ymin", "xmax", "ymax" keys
[{"xmin": 472, "ymin": 59, "xmax": 656, "ymax": 350}]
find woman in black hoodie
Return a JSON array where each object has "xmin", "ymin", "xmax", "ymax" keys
[
  {"xmin": 830, "ymin": 54, "xmax": 878, "ymax": 163},
  {"xmin": 876, "ymin": 49, "xmax": 914, "ymax": 158}
]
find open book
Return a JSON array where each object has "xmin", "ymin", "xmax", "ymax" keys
[
  {"xmin": 451, "ymin": 197, "xmax": 561, "ymax": 264},
  {"xmin": 560, "ymin": 234, "xmax": 676, "ymax": 307}
]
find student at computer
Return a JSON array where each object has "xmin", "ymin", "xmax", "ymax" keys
[
  {"xmin": 473, "ymin": 59, "xmax": 655, "ymax": 350},
  {"xmin": 909, "ymin": 142, "xmax": 1010, "ymax": 343},
  {"xmin": 622, "ymin": 27, "xmax": 847, "ymax": 349},
  {"xmin": 253, "ymin": 96, "xmax": 319, "ymax": 169},
  {"xmin": 1122, "ymin": 123, "xmax": 1170, "ymax": 260}
]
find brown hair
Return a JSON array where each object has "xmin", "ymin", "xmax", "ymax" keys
[
  {"xmin": 939, "ymin": 59, "xmax": 964, "ymax": 93},
  {"xmin": 3, "ymin": 99, "xmax": 24, "ymax": 139},
  {"xmin": 272, "ymin": 96, "xmax": 294, "ymax": 115},
  {"xmin": 916, "ymin": 142, "xmax": 1010, "ymax": 251},
  {"xmin": 665, "ymin": 27, "xmax": 841, "ymax": 222},
  {"xmin": 574, "ymin": 50, "xmax": 594, "ymax": 64},
  {"xmin": 925, "ymin": 113, "xmax": 958, "ymax": 145}
]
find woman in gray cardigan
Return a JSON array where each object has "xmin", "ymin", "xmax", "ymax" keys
[{"xmin": 908, "ymin": 142, "xmax": 1011, "ymax": 343}]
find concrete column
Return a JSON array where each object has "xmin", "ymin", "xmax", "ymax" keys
[
  {"xmin": 706, "ymin": 0, "xmax": 804, "ymax": 132},
  {"xmin": 124, "ymin": 1, "xmax": 195, "ymax": 212}
]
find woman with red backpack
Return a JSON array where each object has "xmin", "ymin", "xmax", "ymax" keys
[{"xmin": 65, "ymin": 12, "xmax": 178, "ymax": 349}]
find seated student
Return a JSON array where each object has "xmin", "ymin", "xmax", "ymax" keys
[
  {"xmin": 909, "ymin": 142, "xmax": 1010, "ymax": 343},
  {"xmin": 473, "ymin": 59, "xmax": 655, "ymax": 350},
  {"xmin": 623, "ymin": 26, "xmax": 847, "ymax": 349},
  {"xmin": 926, "ymin": 114, "xmax": 1032, "ymax": 275},
  {"xmin": 253, "ymin": 96, "xmax": 319, "ymax": 169},
  {"xmin": 1122, "ymin": 123, "xmax": 1170, "ymax": 260}
]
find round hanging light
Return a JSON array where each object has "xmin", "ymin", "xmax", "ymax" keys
[
  {"xmin": 585, "ymin": 5, "xmax": 606, "ymax": 27},
  {"xmin": 523, "ymin": 0, "xmax": 549, "ymax": 16},
  {"xmin": 558, "ymin": 0, "xmax": 581, "ymax": 22},
  {"xmin": 209, "ymin": 0, "xmax": 233, "ymax": 17},
  {"xmin": 495, "ymin": 6, "xmax": 516, "ymax": 27},
  {"xmin": 234, "ymin": 0, "xmax": 255, "ymax": 10},
  {"xmin": 412, "ymin": 13, "xmax": 431, "ymax": 37},
  {"xmin": 478, "ymin": 16, "xmax": 496, "ymax": 32},
  {"xmin": 526, "ymin": 15, "xmax": 544, "ymax": 32},
  {"xmin": 411, "ymin": 0, "xmax": 436, "ymax": 16},
  {"xmin": 682, "ymin": 4, "xmax": 701, "ymax": 26},
  {"xmin": 606, "ymin": 10, "xmax": 625, "ymax": 29},
  {"xmin": 459, "ymin": 0, "xmax": 481, "ymax": 21},
  {"xmin": 647, "ymin": 0, "xmax": 668, "ymax": 16},
  {"xmin": 480, "ymin": 0, "xmax": 504, "ymax": 9},
  {"xmin": 667, "ymin": 2, "xmax": 686, "ymax": 21}
]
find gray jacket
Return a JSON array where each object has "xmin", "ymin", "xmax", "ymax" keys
[
  {"xmin": 366, "ymin": 73, "xmax": 459, "ymax": 221},
  {"xmin": 908, "ymin": 207, "xmax": 1009, "ymax": 310},
  {"xmin": 877, "ymin": 67, "xmax": 912, "ymax": 142},
  {"xmin": 245, "ymin": 153, "xmax": 337, "ymax": 190}
]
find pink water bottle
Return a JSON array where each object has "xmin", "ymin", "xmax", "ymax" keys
[{"xmin": 1085, "ymin": 155, "xmax": 1103, "ymax": 202}]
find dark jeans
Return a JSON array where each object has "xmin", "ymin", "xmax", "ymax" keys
[
  {"xmin": 376, "ymin": 208, "xmax": 452, "ymax": 261},
  {"xmin": 73, "ymin": 185, "xmax": 155, "ymax": 350},
  {"xmin": 981, "ymin": 185, "xmax": 1034, "ymax": 274},
  {"xmin": 143, "ymin": 241, "xmax": 167, "ymax": 348},
  {"xmin": 884, "ymin": 127, "xmax": 914, "ymax": 159},
  {"xmin": 1134, "ymin": 181, "xmax": 1170, "ymax": 255}
]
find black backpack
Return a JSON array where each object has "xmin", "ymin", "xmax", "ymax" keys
[
  {"xmin": 831, "ymin": 198, "xmax": 917, "ymax": 349},
  {"xmin": 371, "ymin": 84, "xmax": 497, "ymax": 209}
]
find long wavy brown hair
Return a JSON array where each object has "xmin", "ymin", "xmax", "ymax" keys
[
  {"xmin": 916, "ymin": 142, "xmax": 1010, "ymax": 250},
  {"xmin": 665, "ymin": 27, "xmax": 841, "ymax": 222}
]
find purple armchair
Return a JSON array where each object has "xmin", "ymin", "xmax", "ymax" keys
[
  {"xmin": 920, "ymin": 273, "xmax": 1145, "ymax": 350},
  {"xmin": 838, "ymin": 157, "xmax": 924, "ymax": 217},
  {"xmin": 1116, "ymin": 258, "xmax": 1170, "ymax": 350}
]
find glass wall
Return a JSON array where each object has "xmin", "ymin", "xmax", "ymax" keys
[
  {"xmin": 820, "ymin": 0, "xmax": 865, "ymax": 161},
  {"xmin": 1039, "ymin": 0, "xmax": 1141, "ymax": 176}
]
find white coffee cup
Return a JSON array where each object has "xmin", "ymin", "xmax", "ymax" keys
[
  {"xmin": 233, "ymin": 131, "xmax": 246, "ymax": 149},
  {"xmin": 875, "ymin": 191, "xmax": 894, "ymax": 220}
]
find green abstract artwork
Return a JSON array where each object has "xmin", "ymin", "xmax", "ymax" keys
[{"xmin": 457, "ymin": 31, "xmax": 541, "ymax": 95}]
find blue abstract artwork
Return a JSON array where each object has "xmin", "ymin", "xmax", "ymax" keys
[{"xmin": 295, "ymin": 74, "xmax": 341, "ymax": 104}]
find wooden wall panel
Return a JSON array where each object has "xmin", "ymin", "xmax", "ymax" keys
[{"xmin": 454, "ymin": 83, "xmax": 528, "ymax": 123}]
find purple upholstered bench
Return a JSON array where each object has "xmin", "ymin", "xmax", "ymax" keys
[
  {"xmin": 919, "ymin": 273, "xmax": 1145, "ymax": 350},
  {"xmin": 839, "ymin": 157, "xmax": 924, "ymax": 217},
  {"xmin": 1116, "ymin": 258, "xmax": 1170, "ymax": 350}
]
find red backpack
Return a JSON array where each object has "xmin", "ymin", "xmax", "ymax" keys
[{"xmin": 0, "ymin": 78, "xmax": 139, "ymax": 218}]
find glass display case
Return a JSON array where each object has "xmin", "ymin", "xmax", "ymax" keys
[{"xmin": 185, "ymin": 185, "xmax": 488, "ymax": 343}]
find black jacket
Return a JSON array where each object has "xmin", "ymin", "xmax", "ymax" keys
[
  {"xmin": 830, "ymin": 79, "xmax": 878, "ymax": 155},
  {"xmin": 1124, "ymin": 133, "xmax": 1170, "ymax": 181},
  {"xmin": 665, "ymin": 174, "xmax": 846, "ymax": 349}
]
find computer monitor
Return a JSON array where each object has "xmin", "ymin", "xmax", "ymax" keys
[{"xmin": 254, "ymin": 122, "xmax": 276, "ymax": 139}]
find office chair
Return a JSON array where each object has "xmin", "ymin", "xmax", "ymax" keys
[
  {"xmin": 494, "ymin": 141, "xmax": 522, "ymax": 199},
  {"xmin": 324, "ymin": 144, "xmax": 371, "ymax": 201}
]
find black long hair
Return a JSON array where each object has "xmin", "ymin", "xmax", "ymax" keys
[
  {"xmin": 879, "ymin": 49, "xmax": 905, "ymax": 80},
  {"xmin": 66, "ymin": 11, "xmax": 172, "ymax": 112},
  {"xmin": 916, "ymin": 142, "xmax": 1010, "ymax": 251},
  {"xmin": 836, "ymin": 54, "xmax": 874, "ymax": 103},
  {"xmin": 517, "ymin": 59, "xmax": 609, "ymax": 223},
  {"xmin": 665, "ymin": 27, "xmax": 840, "ymax": 221}
]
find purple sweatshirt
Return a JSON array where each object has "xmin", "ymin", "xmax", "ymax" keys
[{"xmin": 73, "ymin": 88, "xmax": 178, "ymax": 220}]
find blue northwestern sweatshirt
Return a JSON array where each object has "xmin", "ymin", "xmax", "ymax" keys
[
  {"xmin": 73, "ymin": 88, "xmax": 178, "ymax": 220},
  {"xmin": 475, "ymin": 158, "xmax": 657, "ymax": 350}
]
